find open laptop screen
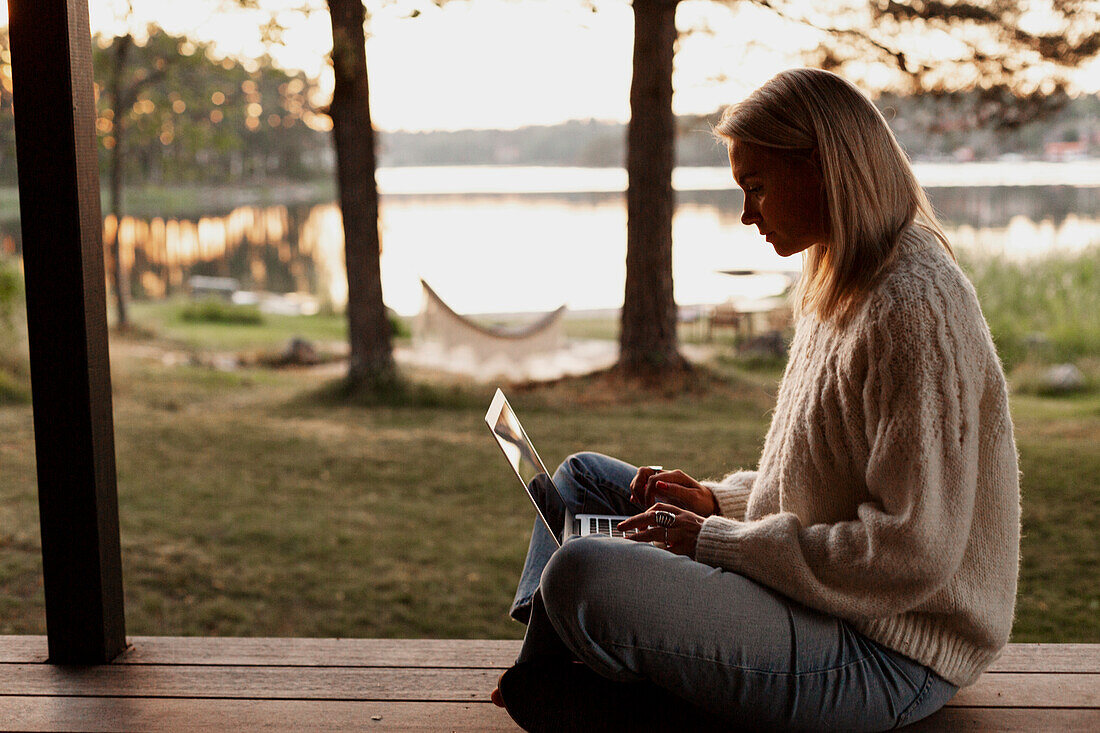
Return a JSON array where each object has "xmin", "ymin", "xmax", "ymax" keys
[{"xmin": 485, "ymin": 389, "xmax": 567, "ymax": 546}]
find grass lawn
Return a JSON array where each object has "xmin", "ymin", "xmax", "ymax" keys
[
  {"xmin": 0, "ymin": 304, "xmax": 1097, "ymax": 643},
  {"xmin": 122, "ymin": 299, "xmax": 350, "ymax": 352},
  {"xmin": 1007, "ymin": 386, "xmax": 1100, "ymax": 641}
]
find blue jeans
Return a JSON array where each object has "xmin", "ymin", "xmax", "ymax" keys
[
  {"xmin": 510, "ymin": 451, "xmax": 644, "ymax": 623},
  {"xmin": 511, "ymin": 452, "xmax": 957, "ymax": 731}
]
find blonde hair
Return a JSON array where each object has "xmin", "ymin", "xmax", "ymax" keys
[{"xmin": 714, "ymin": 68, "xmax": 951, "ymax": 321}]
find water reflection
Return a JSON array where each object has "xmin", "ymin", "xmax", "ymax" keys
[
  {"xmin": 95, "ymin": 204, "xmax": 324, "ymax": 303},
  {"xmin": 0, "ymin": 170, "xmax": 1097, "ymax": 317}
]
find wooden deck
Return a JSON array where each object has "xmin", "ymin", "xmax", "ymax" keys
[{"xmin": 0, "ymin": 637, "xmax": 1096, "ymax": 731}]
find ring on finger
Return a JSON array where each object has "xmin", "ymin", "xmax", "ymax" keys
[{"xmin": 654, "ymin": 510, "xmax": 676, "ymax": 528}]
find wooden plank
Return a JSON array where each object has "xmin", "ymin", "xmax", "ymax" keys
[
  {"xmin": 6, "ymin": 0, "xmax": 126, "ymax": 664},
  {"xmin": 0, "ymin": 636, "xmax": 522, "ymax": 668},
  {"xmin": 1, "ymin": 661, "xmax": 1097, "ymax": 709},
  {"xmin": 1, "ymin": 698, "xmax": 1099, "ymax": 733},
  {"xmin": 0, "ymin": 697, "xmax": 519, "ymax": 732},
  {"xmin": 0, "ymin": 664, "xmax": 499, "ymax": 702},
  {"xmin": 1, "ymin": 637, "xmax": 1088, "ymax": 673},
  {"xmin": 102, "ymin": 639, "xmax": 1098, "ymax": 673},
  {"xmin": 948, "ymin": 673, "xmax": 1100, "ymax": 708},
  {"xmin": 0, "ymin": 637, "xmax": 48, "ymax": 664},
  {"xmin": 909, "ymin": 707, "xmax": 1100, "ymax": 732},
  {"xmin": 988, "ymin": 643, "xmax": 1100, "ymax": 673},
  {"xmin": 118, "ymin": 637, "xmax": 522, "ymax": 668}
]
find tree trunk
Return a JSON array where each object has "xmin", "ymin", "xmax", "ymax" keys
[
  {"xmin": 327, "ymin": 0, "xmax": 396, "ymax": 388},
  {"xmin": 107, "ymin": 35, "xmax": 130, "ymax": 329},
  {"xmin": 619, "ymin": 0, "xmax": 687, "ymax": 376}
]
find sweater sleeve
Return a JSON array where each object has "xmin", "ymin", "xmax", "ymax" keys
[
  {"xmin": 702, "ymin": 471, "xmax": 755, "ymax": 520},
  {"xmin": 695, "ymin": 279, "xmax": 984, "ymax": 621}
]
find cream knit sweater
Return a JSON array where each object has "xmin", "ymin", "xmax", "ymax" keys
[{"xmin": 695, "ymin": 224, "xmax": 1020, "ymax": 688}]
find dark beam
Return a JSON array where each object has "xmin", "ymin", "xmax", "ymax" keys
[{"xmin": 7, "ymin": 0, "xmax": 126, "ymax": 663}]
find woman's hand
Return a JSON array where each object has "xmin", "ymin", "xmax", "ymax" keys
[
  {"xmin": 617, "ymin": 503, "xmax": 706, "ymax": 559},
  {"xmin": 629, "ymin": 468, "xmax": 719, "ymax": 518}
]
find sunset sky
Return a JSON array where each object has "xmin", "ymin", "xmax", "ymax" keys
[
  {"xmin": 5, "ymin": 0, "xmax": 821, "ymax": 130},
  {"xmin": 3, "ymin": 0, "xmax": 1097, "ymax": 132}
]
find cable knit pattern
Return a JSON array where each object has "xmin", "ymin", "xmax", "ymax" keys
[{"xmin": 695, "ymin": 225, "xmax": 1020, "ymax": 688}]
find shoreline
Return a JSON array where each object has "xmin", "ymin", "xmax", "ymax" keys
[{"xmin": 2, "ymin": 159, "xmax": 1099, "ymax": 220}]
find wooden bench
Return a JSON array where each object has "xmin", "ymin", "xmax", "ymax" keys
[
  {"xmin": 0, "ymin": 637, "xmax": 1096, "ymax": 730},
  {"xmin": 705, "ymin": 301, "xmax": 745, "ymax": 341}
]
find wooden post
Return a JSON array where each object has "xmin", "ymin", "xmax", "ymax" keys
[{"xmin": 6, "ymin": 0, "xmax": 127, "ymax": 663}]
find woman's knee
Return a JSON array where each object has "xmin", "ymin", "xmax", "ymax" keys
[
  {"xmin": 539, "ymin": 538, "xmax": 671, "ymax": 682},
  {"xmin": 556, "ymin": 451, "xmax": 603, "ymax": 480},
  {"xmin": 554, "ymin": 452, "xmax": 637, "ymax": 508},
  {"xmin": 540, "ymin": 536, "xmax": 650, "ymax": 629},
  {"xmin": 542, "ymin": 535, "xmax": 602, "ymax": 598},
  {"xmin": 540, "ymin": 536, "xmax": 621, "ymax": 620}
]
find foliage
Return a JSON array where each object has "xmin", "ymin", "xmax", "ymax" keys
[
  {"xmin": 90, "ymin": 27, "xmax": 331, "ymax": 187},
  {"xmin": 0, "ymin": 26, "xmax": 331, "ymax": 188},
  {"xmin": 0, "ymin": 257, "xmax": 27, "ymax": 404},
  {"xmin": 749, "ymin": 0, "xmax": 1100, "ymax": 122},
  {"xmin": 389, "ymin": 310, "xmax": 410, "ymax": 339},
  {"xmin": 1009, "ymin": 360, "xmax": 1095, "ymax": 398},
  {"xmin": 379, "ymin": 119, "xmax": 631, "ymax": 167},
  {"xmin": 127, "ymin": 299, "xmax": 345, "ymax": 350},
  {"xmin": 0, "ymin": 257, "xmax": 19, "ymax": 328},
  {"xmin": 180, "ymin": 298, "xmax": 264, "ymax": 325},
  {"xmin": 960, "ymin": 245, "xmax": 1100, "ymax": 370},
  {"xmin": 0, "ymin": 367, "xmax": 28, "ymax": 404},
  {"xmin": 0, "ymin": 35, "xmax": 14, "ymax": 185},
  {"xmin": 877, "ymin": 90, "xmax": 1100, "ymax": 160}
]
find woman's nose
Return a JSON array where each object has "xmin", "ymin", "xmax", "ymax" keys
[{"xmin": 741, "ymin": 202, "xmax": 759, "ymax": 226}]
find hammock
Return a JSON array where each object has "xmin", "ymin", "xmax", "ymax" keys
[{"xmin": 411, "ymin": 279, "xmax": 600, "ymax": 382}]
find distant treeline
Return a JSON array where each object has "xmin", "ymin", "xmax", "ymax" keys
[
  {"xmin": 376, "ymin": 116, "xmax": 725, "ymax": 168},
  {"xmin": 378, "ymin": 94, "xmax": 1099, "ymax": 169},
  {"xmin": 879, "ymin": 91, "xmax": 1099, "ymax": 161}
]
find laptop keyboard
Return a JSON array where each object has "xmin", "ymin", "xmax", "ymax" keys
[{"xmin": 587, "ymin": 517, "xmax": 638, "ymax": 538}]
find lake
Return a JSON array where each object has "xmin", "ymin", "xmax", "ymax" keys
[{"xmin": 2, "ymin": 163, "xmax": 1098, "ymax": 317}]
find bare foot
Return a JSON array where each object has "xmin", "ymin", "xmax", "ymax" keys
[{"xmin": 490, "ymin": 671, "xmax": 506, "ymax": 707}]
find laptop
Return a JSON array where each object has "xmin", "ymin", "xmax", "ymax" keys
[{"xmin": 484, "ymin": 388, "xmax": 638, "ymax": 546}]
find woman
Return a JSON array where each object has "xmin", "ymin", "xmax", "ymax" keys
[{"xmin": 492, "ymin": 68, "xmax": 1020, "ymax": 732}]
